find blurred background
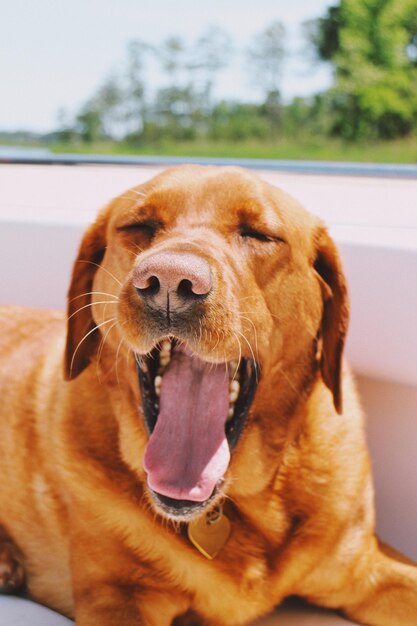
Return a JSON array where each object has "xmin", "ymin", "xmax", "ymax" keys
[{"xmin": 1, "ymin": 0, "xmax": 417, "ymax": 163}]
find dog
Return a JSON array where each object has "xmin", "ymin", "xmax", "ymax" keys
[{"xmin": 0, "ymin": 165, "xmax": 416, "ymax": 626}]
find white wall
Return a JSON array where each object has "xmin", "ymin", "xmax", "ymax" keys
[
  {"xmin": 357, "ymin": 376, "xmax": 417, "ymax": 560},
  {"xmin": 1, "ymin": 220, "xmax": 82, "ymax": 309}
]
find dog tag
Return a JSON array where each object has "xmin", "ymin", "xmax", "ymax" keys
[{"xmin": 187, "ymin": 505, "xmax": 231, "ymax": 560}]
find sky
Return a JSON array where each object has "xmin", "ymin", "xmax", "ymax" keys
[{"xmin": 1, "ymin": 0, "xmax": 334, "ymax": 133}]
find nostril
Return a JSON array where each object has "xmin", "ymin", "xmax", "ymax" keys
[
  {"xmin": 177, "ymin": 279, "xmax": 195, "ymax": 299},
  {"xmin": 177, "ymin": 278, "xmax": 211, "ymax": 300},
  {"xmin": 136, "ymin": 275, "xmax": 160, "ymax": 298}
]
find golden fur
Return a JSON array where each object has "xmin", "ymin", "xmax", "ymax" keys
[{"xmin": 0, "ymin": 165, "xmax": 416, "ymax": 625}]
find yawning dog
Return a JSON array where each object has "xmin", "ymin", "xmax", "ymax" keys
[{"xmin": 0, "ymin": 165, "xmax": 416, "ymax": 625}]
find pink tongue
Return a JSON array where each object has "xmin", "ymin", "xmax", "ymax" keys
[{"xmin": 143, "ymin": 349, "xmax": 230, "ymax": 502}]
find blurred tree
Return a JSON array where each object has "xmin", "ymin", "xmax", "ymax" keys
[
  {"xmin": 284, "ymin": 93, "xmax": 335, "ymax": 138},
  {"xmin": 55, "ymin": 107, "xmax": 79, "ymax": 143},
  {"xmin": 246, "ymin": 22, "xmax": 286, "ymax": 136},
  {"xmin": 209, "ymin": 101, "xmax": 268, "ymax": 141},
  {"xmin": 76, "ymin": 76, "xmax": 124, "ymax": 141},
  {"xmin": 306, "ymin": 0, "xmax": 417, "ymax": 139},
  {"xmin": 188, "ymin": 27, "xmax": 233, "ymax": 107},
  {"xmin": 304, "ymin": 5, "xmax": 343, "ymax": 63},
  {"xmin": 159, "ymin": 36, "xmax": 188, "ymax": 85},
  {"xmin": 283, "ymin": 97, "xmax": 313, "ymax": 138},
  {"xmin": 246, "ymin": 22, "xmax": 286, "ymax": 96},
  {"xmin": 153, "ymin": 36, "xmax": 198, "ymax": 137},
  {"xmin": 124, "ymin": 40, "xmax": 153, "ymax": 135},
  {"xmin": 260, "ymin": 90, "xmax": 283, "ymax": 138},
  {"xmin": 152, "ymin": 86, "xmax": 198, "ymax": 140},
  {"xmin": 76, "ymin": 106, "xmax": 103, "ymax": 143}
]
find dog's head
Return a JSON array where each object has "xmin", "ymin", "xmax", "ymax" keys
[{"xmin": 65, "ymin": 165, "xmax": 348, "ymax": 520}]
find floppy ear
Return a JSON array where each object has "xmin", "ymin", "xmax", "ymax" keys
[
  {"xmin": 64, "ymin": 213, "xmax": 108, "ymax": 381},
  {"xmin": 313, "ymin": 226, "xmax": 349, "ymax": 414}
]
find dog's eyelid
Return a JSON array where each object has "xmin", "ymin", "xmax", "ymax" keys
[
  {"xmin": 117, "ymin": 219, "xmax": 161, "ymax": 233},
  {"xmin": 239, "ymin": 224, "xmax": 285, "ymax": 244}
]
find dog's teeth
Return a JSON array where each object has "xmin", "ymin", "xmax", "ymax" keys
[
  {"xmin": 229, "ymin": 379, "xmax": 240, "ymax": 404},
  {"xmin": 229, "ymin": 380, "xmax": 240, "ymax": 394},
  {"xmin": 160, "ymin": 340, "xmax": 171, "ymax": 353},
  {"xmin": 160, "ymin": 353, "xmax": 171, "ymax": 367},
  {"xmin": 227, "ymin": 377, "xmax": 240, "ymax": 419},
  {"xmin": 154, "ymin": 375, "xmax": 162, "ymax": 396},
  {"xmin": 159, "ymin": 340, "xmax": 172, "ymax": 370}
]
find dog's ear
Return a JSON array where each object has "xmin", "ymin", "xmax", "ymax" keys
[
  {"xmin": 64, "ymin": 212, "xmax": 108, "ymax": 381},
  {"xmin": 313, "ymin": 226, "xmax": 349, "ymax": 414}
]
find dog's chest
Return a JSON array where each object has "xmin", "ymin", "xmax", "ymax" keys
[{"xmin": 146, "ymin": 510, "xmax": 287, "ymax": 623}]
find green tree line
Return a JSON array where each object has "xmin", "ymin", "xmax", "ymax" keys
[{"xmin": 57, "ymin": 0, "xmax": 417, "ymax": 146}]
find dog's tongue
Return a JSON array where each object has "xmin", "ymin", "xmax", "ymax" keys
[{"xmin": 143, "ymin": 348, "xmax": 230, "ymax": 502}]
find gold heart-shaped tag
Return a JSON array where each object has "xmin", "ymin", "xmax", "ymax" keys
[{"xmin": 187, "ymin": 506, "xmax": 231, "ymax": 560}]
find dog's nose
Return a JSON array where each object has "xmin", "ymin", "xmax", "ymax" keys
[{"xmin": 133, "ymin": 252, "xmax": 212, "ymax": 309}]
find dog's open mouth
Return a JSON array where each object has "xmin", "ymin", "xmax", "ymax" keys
[{"xmin": 135, "ymin": 339, "xmax": 258, "ymax": 518}]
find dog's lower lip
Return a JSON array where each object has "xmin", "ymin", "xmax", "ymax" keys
[
  {"xmin": 154, "ymin": 493, "xmax": 202, "ymax": 509},
  {"xmin": 150, "ymin": 489, "xmax": 217, "ymax": 519}
]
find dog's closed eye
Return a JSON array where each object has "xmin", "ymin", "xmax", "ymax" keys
[
  {"xmin": 117, "ymin": 219, "xmax": 161, "ymax": 237},
  {"xmin": 239, "ymin": 224, "xmax": 286, "ymax": 245}
]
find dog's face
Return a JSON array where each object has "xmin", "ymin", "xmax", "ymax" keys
[{"xmin": 65, "ymin": 165, "xmax": 348, "ymax": 521}]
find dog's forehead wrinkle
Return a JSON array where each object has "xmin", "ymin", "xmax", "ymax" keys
[{"xmin": 175, "ymin": 208, "xmax": 214, "ymax": 227}]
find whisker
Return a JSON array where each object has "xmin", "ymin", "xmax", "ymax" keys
[
  {"xmin": 232, "ymin": 331, "xmax": 242, "ymax": 380},
  {"xmin": 120, "ymin": 189, "xmax": 148, "ymax": 202},
  {"xmin": 112, "ymin": 321, "xmax": 130, "ymax": 387},
  {"xmin": 237, "ymin": 295, "xmax": 259, "ymax": 301},
  {"xmin": 126, "ymin": 248, "xmax": 141, "ymax": 259},
  {"xmin": 130, "ymin": 189, "xmax": 147, "ymax": 198},
  {"xmin": 273, "ymin": 362, "xmax": 299, "ymax": 396},
  {"xmin": 238, "ymin": 315, "xmax": 260, "ymax": 363},
  {"xmin": 212, "ymin": 329, "xmax": 221, "ymax": 357},
  {"xmin": 69, "ymin": 291, "xmax": 119, "ymax": 303},
  {"xmin": 77, "ymin": 260, "xmax": 122, "ymax": 287},
  {"xmin": 132, "ymin": 242, "xmax": 145, "ymax": 255},
  {"xmin": 115, "ymin": 335, "xmax": 126, "ymax": 388},
  {"xmin": 197, "ymin": 320, "xmax": 202, "ymax": 353},
  {"xmin": 126, "ymin": 345, "xmax": 135, "ymax": 370},
  {"xmin": 67, "ymin": 300, "xmax": 118, "ymax": 321},
  {"xmin": 235, "ymin": 329, "xmax": 259, "ymax": 383},
  {"xmin": 69, "ymin": 318, "xmax": 116, "ymax": 378},
  {"xmin": 96, "ymin": 319, "xmax": 119, "ymax": 378}
]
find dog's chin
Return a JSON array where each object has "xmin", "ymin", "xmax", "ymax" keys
[{"xmin": 148, "ymin": 487, "xmax": 223, "ymax": 522}]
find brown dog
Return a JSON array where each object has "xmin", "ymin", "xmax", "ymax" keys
[{"xmin": 0, "ymin": 165, "xmax": 416, "ymax": 625}]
